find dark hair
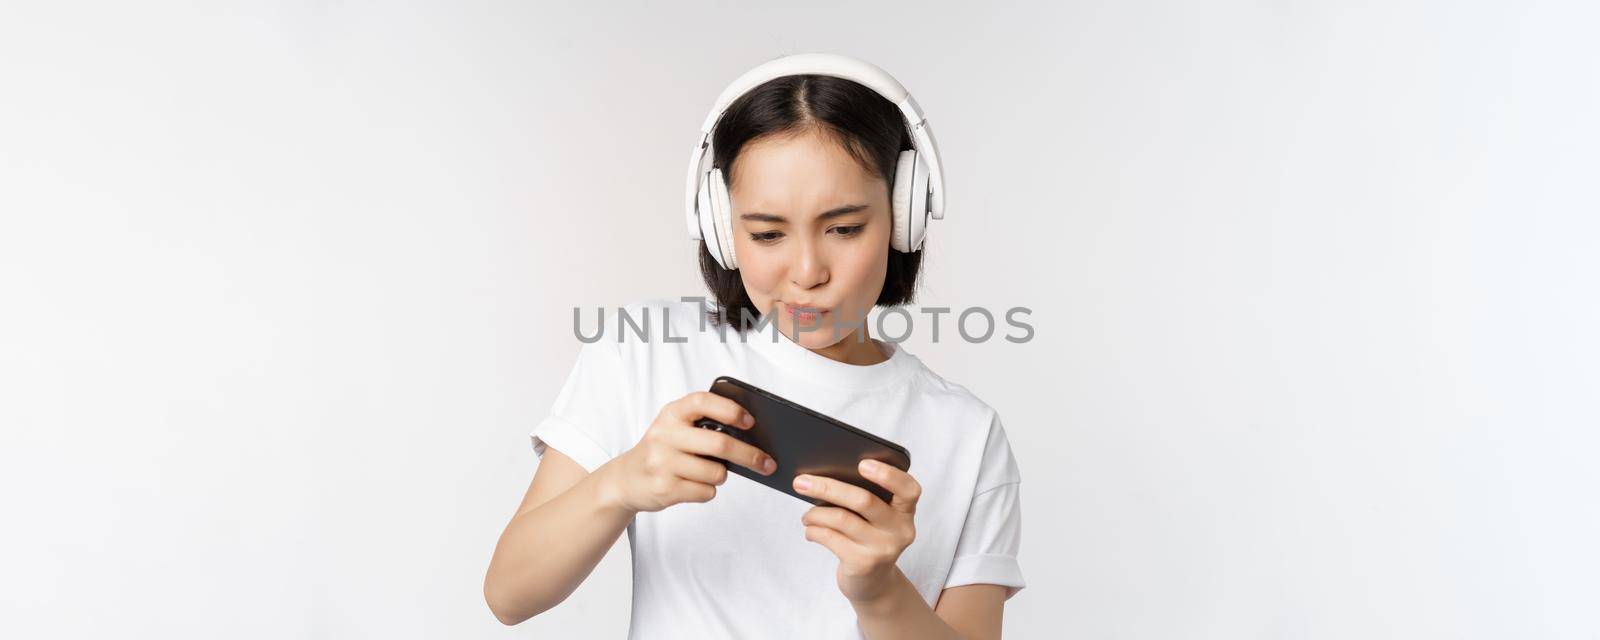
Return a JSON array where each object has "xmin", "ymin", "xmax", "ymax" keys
[{"xmin": 699, "ymin": 74, "xmax": 924, "ymax": 331}]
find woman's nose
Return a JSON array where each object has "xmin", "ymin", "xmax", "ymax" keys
[{"xmin": 790, "ymin": 239, "xmax": 828, "ymax": 288}]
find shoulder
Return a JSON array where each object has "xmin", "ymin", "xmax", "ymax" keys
[
  {"xmin": 904, "ymin": 359, "xmax": 1021, "ymax": 486},
  {"xmin": 905, "ymin": 360, "xmax": 1002, "ymax": 430}
]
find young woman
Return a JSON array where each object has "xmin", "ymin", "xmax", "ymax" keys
[{"xmin": 485, "ymin": 55, "xmax": 1025, "ymax": 639}]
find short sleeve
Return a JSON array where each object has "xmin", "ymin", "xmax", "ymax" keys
[
  {"xmin": 942, "ymin": 412, "xmax": 1026, "ymax": 600},
  {"xmin": 529, "ymin": 338, "xmax": 636, "ymax": 474}
]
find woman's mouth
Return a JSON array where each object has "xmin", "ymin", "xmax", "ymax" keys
[{"xmin": 782, "ymin": 302, "xmax": 829, "ymax": 323}]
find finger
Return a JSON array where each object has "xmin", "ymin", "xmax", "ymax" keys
[
  {"xmin": 793, "ymin": 474, "xmax": 887, "ymax": 523},
  {"xmin": 669, "ymin": 451, "xmax": 729, "ymax": 486},
  {"xmin": 672, "ymin": 477, "xmax": 718, "ymax": 504},
  {"xmin": 668, "ymin": 391, "xmax": 754, "ymax": 430},
  {"xmin": 858, "ymin": 459, "xmax": 921, "ymax": 515},
  {"xmin": 671, "ymin": 423, "xmax": 777, "ymax": 476},
  {"xmin": 801, "ymin": 505, "xmax": 876, "ymax": 544},
  {"xmin": 802, "ymin": 523, "xmax": 863, "ymax": 561}
]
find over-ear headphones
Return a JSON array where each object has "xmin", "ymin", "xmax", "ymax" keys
[{"xmin": 685, "ymin": 53, "xmax": 947, "ymax": 271}]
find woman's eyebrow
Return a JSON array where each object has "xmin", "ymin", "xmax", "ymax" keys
[{"xmin": 740, "ymin": 203, "xmax": 870, "ymax": 223}]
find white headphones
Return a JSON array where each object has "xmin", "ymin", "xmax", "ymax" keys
[{"xmin": 685, "ymin": 53, "xmax": 947, "ymax": 271}]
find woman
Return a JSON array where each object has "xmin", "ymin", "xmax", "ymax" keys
[{"xmin": 485, "ymin": 54, "xmax": 1024, "ymax": 639}]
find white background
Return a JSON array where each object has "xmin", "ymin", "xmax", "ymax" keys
[{"xmin": 3, "ymin": 1, "xmax": 1597, "ymax": 638}]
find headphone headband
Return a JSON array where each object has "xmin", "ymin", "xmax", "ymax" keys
[{"xmin": 684, "ymin": 53, "xmax": 947, "ymax": 241}]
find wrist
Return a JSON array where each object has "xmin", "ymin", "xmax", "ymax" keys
[
  {"xmin": 588, "ymin": 461, "xmax": 638, "ymax": 518},
  {"xmin": 849, "ymin": 566, "xmax": 915, "ymax": 617}
]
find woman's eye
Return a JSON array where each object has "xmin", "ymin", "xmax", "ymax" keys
[
  {"xmin": 749, "ymin": 231, "xmax": 783, "ymax": 244},
  {"xmin": 832, "ymin": 225, "xmax": 864, "ymax": 237}
]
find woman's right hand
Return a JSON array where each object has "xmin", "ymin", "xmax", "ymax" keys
[{"xmin": 596, "ymin": 391, "xmax": 778, "ymax": 515}]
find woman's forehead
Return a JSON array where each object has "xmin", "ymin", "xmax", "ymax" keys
[{"xmin": 728, "ymin": 130, "xmax": 885, "ymax": 210}]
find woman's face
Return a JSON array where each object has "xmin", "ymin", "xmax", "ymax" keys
[{"xmin": 727, "ymin": 127, "xmax": 890, "ymax": 359}]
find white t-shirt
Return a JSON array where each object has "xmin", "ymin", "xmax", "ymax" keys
[{"xmin": 529, "ymin": 298, "xmax": 1024, "ymax": 639}]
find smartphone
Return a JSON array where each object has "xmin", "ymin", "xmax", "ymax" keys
[{"xmin": 693, "ymin": 375, "xmax": 912, "ymax": 508}]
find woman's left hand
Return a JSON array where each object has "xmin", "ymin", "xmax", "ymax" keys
[{"xmin": 795, "ymin": 459, "xmax": 921, "ymax": 605}]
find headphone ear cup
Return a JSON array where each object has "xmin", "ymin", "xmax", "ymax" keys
[
  {"xmin": 708, "ymin": 167, "xmax": 738, "ymax": 270},
  {"xmin": 889, "ymin": 149, "xmax": 917, "ymax": 252},
  {"xmin": 698, "ymin": 169, "xmax": 728, "ymax": 269},
  {"xmin": 907, "ymin": 151, "xmax": 930, "ymax": 251}
]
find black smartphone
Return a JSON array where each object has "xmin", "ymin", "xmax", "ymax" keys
[{"xmin": 693, "ymin": 375, "xmax": 912, "ymax": 508}]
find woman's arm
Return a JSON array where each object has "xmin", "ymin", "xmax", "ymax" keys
[
  {"xmin": 483, "ymin": 448, "xmax": 633, "ymax": 625},
  {"xmin": 933, "ymin": 584, "xmax": 1007, "ymax": 638},
  {"xmin": 852, "ymin": 576, "xmax": 1005, "ymax": 640},
  {"xmin": 484, "ymin": 391, "xmax": 773, "ymax": 626}
]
